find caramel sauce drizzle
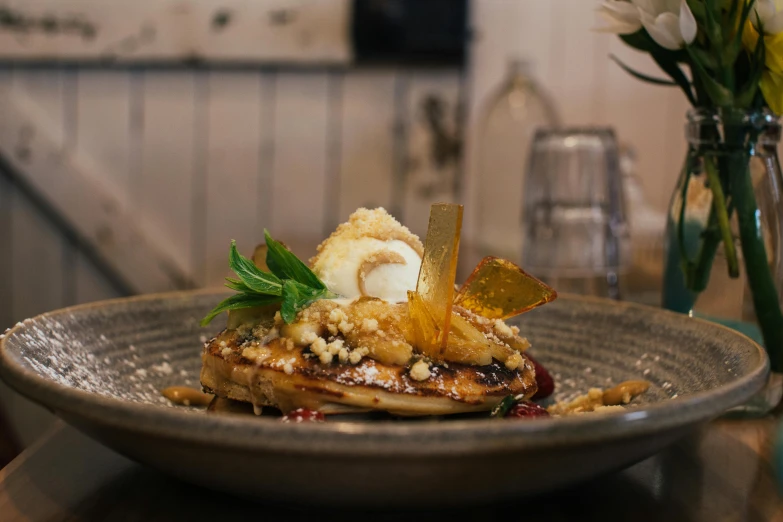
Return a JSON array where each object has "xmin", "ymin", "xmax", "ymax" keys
[{"xmin": 161, "ymin": 386, "xmax": 214, "ymax": 407}]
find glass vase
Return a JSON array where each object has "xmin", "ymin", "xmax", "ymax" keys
[{"xmin": 662, "ymin": 108, "xmax": 783, "ymax": 416}]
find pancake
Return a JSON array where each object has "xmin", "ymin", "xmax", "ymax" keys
[{"xmin": 200, "ymin": 327, "xmax": 538, "ymax": 416}]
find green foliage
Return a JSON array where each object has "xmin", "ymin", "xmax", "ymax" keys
[
  {"xmin": 201, "ymin": 237, "xmax": 336, "ymax": 326},
  {"xmin": 613, "ymin": 0, "xmax": 763, "ymax": 110}
]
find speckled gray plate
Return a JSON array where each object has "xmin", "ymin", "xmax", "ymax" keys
[{"xmin": 0, "ymin": 291, "xmax": 769, "ymax": 507}]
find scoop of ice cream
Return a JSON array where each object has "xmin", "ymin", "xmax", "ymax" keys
[{"xmin": 310, "ymin": 208, "xmax": 424, "ymax": 302}]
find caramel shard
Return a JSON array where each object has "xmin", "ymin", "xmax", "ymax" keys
[
  {"xmin": 416, "ymin": 204, "xmax": 463, "ymax": 353},
  {"xmin": 407, "ymin": 290, "xmax": 441, "ymax": 360},
  {"xmin": 407, "ymin": 295, "xmax": 513, "ymax": 366},
  {"xmin": 454, "ymin": 256, "xmax": 557, "ymax": 320}
]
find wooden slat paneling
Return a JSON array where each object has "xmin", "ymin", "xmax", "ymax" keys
[
  {"xmin": 2, "ymin": 68, "xmax": 191, "ymax": 295},
  {"xmin": 402, "ymin": 70, "xmax": 462, "ymax": 238},
  {"xmin": 9, "ymin": 69, "xmax": 68, "ymax": 320},
  {"xmin": 0, "ymin": 0, "xmax": 352, "ymax": 65},
  {"xmin": 189, "ymin": 0, "xmax": 352, "ymax": 65},
  {"xmin": 9, "ymin": 188, "xmax": 66, "ymax": 321},
  {"xmin": 323, "ymin": 71, "xmax": 344, "ymax": 234},
  {"xmin": 335, "ymin": 71, "xmax": 398, "ymax": 226},
  {"xmin": 61, "ymin": 69, "xmax": 79, "ymax": 307},
  {"xmin": 203, "ymin": 71, "xmax": 264, "ymax": 286},
  {"xmin": 74, "ymin": 254, "xmax": 118, "ymax": 304},
  {"xmin": 258, "ymin": 74, "xmax": 276, "ymax": 232},
  {"xmin": 73, "ymin": 68, "xmax": 132, "ymax": 303},
  {"xmin": 0, "ymin": 172, "xmax": 12, "ymax": 330},
  {"xmin": 76, "ymin": 70, "xmax": 134, "ymax": 198},
  {"xmin": 0, "ymin": 70, "xmax": 13, "ymax": 329},
  {"xmin": 269, "ymin": 71, "xmax": 329, "ymax": 252},
  {"xmin": 139, "ymin": 71, "xmax": 199, "ymax": 275}
]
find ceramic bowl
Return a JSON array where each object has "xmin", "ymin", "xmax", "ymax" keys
[{"xmin": 0, "ymin": 291, "xmax": 768, "ymax": 507}]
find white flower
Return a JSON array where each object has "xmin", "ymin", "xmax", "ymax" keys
[
  {"xmin": 597, "ymin": 0, "xmax": 643, "ymax": 34},
  {"xmin": 752, "ymin": 0, "xmax": 783, "ymax": 35},
  {"xmin": 639, "ymin": 0, "xmax": 697, "ymax": 50},
  {"xmin": 597, "ymin": 0, "xmax": 697, "ymax": 51}
]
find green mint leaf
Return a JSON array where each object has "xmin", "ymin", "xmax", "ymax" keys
[
  {"xmin": 224, "ymin": 278, "xmax": 254, "ymax": 293},
  {"xmin": 280, "ymin": 279, "xmax": 331, "ymax": 324},
  {"xmin": 200, "ymin": 293, "xmax": 283, "ymax": 327},
  {"xmin": 202, "ymin": 236, "xmax": 337, "ymax": 327},
  {"xmin": 264, "ymin": 230, "xmax": 327, "ymax": 290},
  {"xmin": 228, "ymin": 240, "xmax": 283, "ymax": 295},
  {"xmin": 490, "ymin": 395, "xmax": 517, "ymax": 418}
]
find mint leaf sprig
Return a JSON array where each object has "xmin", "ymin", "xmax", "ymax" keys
[
  {"xmin": 200, "ymin": 230, "xmax": 337, "ymax": 327},
  {"xmin": 490, "ymin": 395, "xmax": 517, "ymax": 418}
]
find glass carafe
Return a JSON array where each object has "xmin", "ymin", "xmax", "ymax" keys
[{"xmin": 475, "ymin": 59, "xmax": 559, "ymax": 265}]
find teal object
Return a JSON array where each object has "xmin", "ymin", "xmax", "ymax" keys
[
  {"xmin": 662, "ymin": 218, "xmax": 701, "ymax": 315},
  {"xmin": 663, "ymin": 217, "xmax": 767, "ymax": 348}
]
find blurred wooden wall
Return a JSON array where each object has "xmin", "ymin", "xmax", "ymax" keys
[{"xmin": 0, "ymin": 0, "xmax": 693, "ymax": 445}]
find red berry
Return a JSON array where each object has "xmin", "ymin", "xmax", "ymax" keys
[
  {"xmin": 281, "ymin": 408, "xmax": 325, "ymax": 423},
  {"xmin": 507, "ymin": 401, "xmax": 550, "ymax": 418},
  {"xmin": 527, "ymin": 354, "xmax": 555, "ymax": 400}
]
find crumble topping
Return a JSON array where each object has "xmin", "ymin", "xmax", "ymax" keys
[
  {"xmin": 361, "ymin": 318, "xmax": 379, "ymax": 333},
  {"xmin": 493, "ymin": 320, "xmax": 514, "ymax": 338},
  {"xmin": 409, "ymin": 360, "xmax": 432, "ymax": 381},
  {"xmin": 504, "ymin": 353, "xmax": 523, "ymax": 371},
  {"xmin": 234, "ymin": 296, "xmax": 531, "ymax": 374},
  {"xmin": 311, "ymin": 207, "xmax": 424, "ymax": 263},
  {"xmin": 547, "ymin": 380, "xmax": 650, "ymax": 415}
]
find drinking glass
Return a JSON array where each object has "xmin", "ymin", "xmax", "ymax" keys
[{"xmin": 522, "ymin": 128, "xmax": 630, "ymax": 299}]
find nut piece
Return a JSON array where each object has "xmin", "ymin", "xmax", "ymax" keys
[
  {"xmin": 504, "ymin": 352, "xmax": 523, "ymax": 370},
  {"xmin": 409, "ymin": 360, "xmax": 431, "ymax": 381},
  {"xmin": 493, "ymin": 320, "xmax": 514, "ymax": 338},
  {"xmin": 338, "ymin": 348, "xmax": 350, "ymax": 363},
  {"xmin": 602, "ymin": 380, "xmax": 650, "ymax": 406},
  {"xmin": 310, "ymin": 338, "xmax": 327, "ymax": 356}
]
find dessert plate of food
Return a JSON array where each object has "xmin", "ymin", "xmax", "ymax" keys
[{"xmin": 0, "ymin": 205, "xmax": 768, "ymax": 507}]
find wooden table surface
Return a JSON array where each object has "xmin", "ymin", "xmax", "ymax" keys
[{"xmin": 0, "ymin": 419, "xmax": 781, "ymax": 522}]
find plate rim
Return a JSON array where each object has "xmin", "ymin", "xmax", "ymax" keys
[{"xmin": 0, "ymin": 290, "xmax": 770, "ymax": 456}]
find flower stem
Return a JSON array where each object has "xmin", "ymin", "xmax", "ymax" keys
[
  {"xmin": 688, "ymin": 209, "xmax": 721, "ymax": 292},
  {"xmin": 731, "ymin": 157, "xmax": 783, "ymax": 372},
  {"xmin": 703, "ymin": 155, "xmax": 740, "ymax": 278},
  {"xmin": 677, "ymin": 161, "xmax": 692, "ymax": 269}
]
